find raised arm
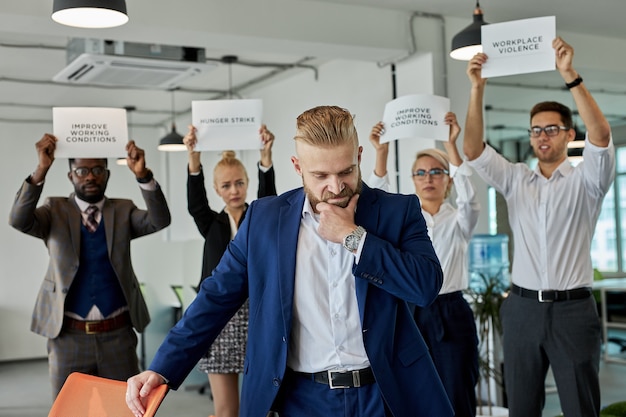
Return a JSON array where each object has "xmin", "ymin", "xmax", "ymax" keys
[
  {"xmin": 442, "ymin": 112, "xmax": 462, "ymax": 166},
  {"xmin": 554, "ymin": 37, "xmax": 611, "ymax": 148},
  {"xmin": 463, "ymin": 53, "xmax": 488, "ymax": 161},
  {"xmin": 183, "ymin": 125, "xmax": 202, "ymax": 174},
  {"xmin": 258, "ymin": 124, "xmax": 277, "ymax": 198},
  {"xmin": 31, "ymin": 133, "xmax": 57, "ymax": 184},
  {"xmin": 259, "ymin": 124, "xmax": 274, "ymax": 169},
  {"xmin": 369, "ymin": 122, "xmax": 389, "ymax": 178}
]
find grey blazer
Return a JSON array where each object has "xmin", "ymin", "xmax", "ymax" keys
[{"xmin": 9, "ymin": 179, "xmax": 171, "ymax": 338}]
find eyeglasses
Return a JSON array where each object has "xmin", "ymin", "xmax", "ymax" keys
[
  {"xmin": 528, "ymin": 125, "xmax": 570, "ymax": 138},
  {"xmin": 72, "ymin": 166, "xmax": 107, "ymax": 178},
  {"xmin": 412, "ymin": 168, "xmax": 449, "ymax": 178}
]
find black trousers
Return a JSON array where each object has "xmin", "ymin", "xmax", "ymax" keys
[
  {"xmin": 414, "ymin": 291, "xmax": 479, "ymax": 417},
  {"xmin": 501, "ymin": 293, "xmax": 601, "ymax": 417}
]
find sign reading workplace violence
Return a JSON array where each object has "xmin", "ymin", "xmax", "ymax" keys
[
  {"xmin": 52, "ymin": 107, "xmax": 128, "ymax": 158},
  {"xmin": 481, "ymin": 16, "xmax": 556, "ymax": 78},
  {"xmin": 192, "ymin": 99, "xmax": 263, "ymax": 151},
  {"xmin": 381, "ymin": 94, "xmax": 450, "ymax": 144}
]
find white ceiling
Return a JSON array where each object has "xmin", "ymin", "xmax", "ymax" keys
[{"xmin": 1, "ymin": 0, "xmax": 625, "ymax": 150}]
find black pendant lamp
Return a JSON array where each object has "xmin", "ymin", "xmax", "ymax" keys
[
  {"xmin": 158, "ymin": 90, "xmax": 186, "ymax": 152},
  {"xmin": 52, "ymin": 0, "xmax": 128, "ymax": 28},
  {"xmin": 450, "ymin": 1, "xmax": 489, "ymax": 61}
]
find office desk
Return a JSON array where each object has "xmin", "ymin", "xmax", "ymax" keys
[{"xmin": 594, "ymin": 278, "xmax": 626, "ymax": 364}]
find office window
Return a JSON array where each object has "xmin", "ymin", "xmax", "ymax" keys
[
  {"xmin": 591, "ymin": 184, "xmax": 617, "ymax": 272},
  {"xmin": 592, "ymin": 146, "xmax": 626, "ymax": 275},
  {"xmin": 488, "ymin": 187, "xmax": 497, "ymax": 235}
]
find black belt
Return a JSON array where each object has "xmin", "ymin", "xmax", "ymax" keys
[
  {"xmin": 511, "ymin": 284, "xmax": 592, "ymax": 303},
  {"xmin": 290, "ymin": 367, "xmax": 375, "ymax": 389}
]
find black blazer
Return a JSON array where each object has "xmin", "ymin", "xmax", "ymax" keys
[{"xmin": 187, "ymin": 164, "xmax": 276, "ymax": 286}]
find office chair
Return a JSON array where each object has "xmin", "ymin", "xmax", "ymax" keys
[
  {"xmin": 189, "ymin": 284, "xmax": 213, "ymax": 399},
  {"xmin": 48, "ymin": 372, "xmax": 169, "ymax": 417},
  {"xmin": 170, "ymin": 284, "xmax": 184, "ymax": 323},
  {"xmin": 605, "ymin": 290, "xmax": 626, "ymax": 352}
]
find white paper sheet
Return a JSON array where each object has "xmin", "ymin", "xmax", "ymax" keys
[
  {"xmin": 381, "ymin": 94, "xmax": 450, "ymax": 144},
  {"xmin": 52, "ymin": 107, "xmax": 128, "ymax": 158},
  {"xmin": 481, "ymin": 16, "xmax": 556, "ymax": 78},
  {"xmin": 192, "ymin": 99, "xmax": 263, "ymax": 151}
]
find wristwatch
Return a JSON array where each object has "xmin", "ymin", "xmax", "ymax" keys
[
  {"xmin": 343, "ymin": 226, "xmax": 366, "ymax": 252},
  {"xmin": 136, "ymin": 169, "xmax": 154, "ymax": 184}
]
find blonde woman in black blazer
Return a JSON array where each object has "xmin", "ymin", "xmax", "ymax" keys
[{"xmin": 184, "ymin": 124, "xmax": 276, "ymax": 417}]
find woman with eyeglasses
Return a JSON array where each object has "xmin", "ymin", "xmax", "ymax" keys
[{"xmin": 368, "ymin": 112, "xmax": 481, "ymax": 417}]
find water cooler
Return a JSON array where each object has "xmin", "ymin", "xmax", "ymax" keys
[{"xmin": 468, "ymin": 234, "xmax": 510, "ymax": 295}]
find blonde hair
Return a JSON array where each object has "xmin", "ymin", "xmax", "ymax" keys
[
  {"xmin": 413, "ymin": 148, "xmax": 450, "ymax": 173},
  {"xmin": 213, "ymin": 150, "xmax": 248, "ymax": 185},
  {"xmin": 293, "ymin": 105, "xmax": 359, "ymax": 149}
]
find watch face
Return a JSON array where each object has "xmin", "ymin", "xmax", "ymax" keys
[{"xmin": 345, "ymin": 234, "xmax": 358, "ymax": 251}]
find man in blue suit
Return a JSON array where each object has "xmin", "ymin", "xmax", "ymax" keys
[{"xmin": 126, "ymin": 105, "xmax": 453, "ymax": 417}]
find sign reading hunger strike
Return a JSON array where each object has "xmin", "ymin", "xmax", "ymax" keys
[
  {"xmin": 481, "ymin": 16, "xmax": 556, "ymax": 78},
  {"xmin": 192, "ymin": 99, "xmax": 263, "ymax": 151},
  {"xmin": 52, "ymin": 107, "xmax": 128, "ymax": 158},
  {"xmin": 380, "ymin": 94, "xmax": 450, "ymax": 144}
]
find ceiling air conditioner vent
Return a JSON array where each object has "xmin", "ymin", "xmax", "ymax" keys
[{"xmin": 52, "ymin": 39, "xmax": 217, "ymax": 90}]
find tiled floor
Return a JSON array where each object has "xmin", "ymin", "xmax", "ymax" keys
[{"xmin": 0, "ymin": 344, "xmax": 624, "ymax": 417}]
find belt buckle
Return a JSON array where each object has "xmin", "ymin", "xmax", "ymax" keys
[
  {"xmin": 327, "ymin": 369, "xmax": 350, "ymax": 389},
  {"xmin": 538, "ymin": 290, "xmax": 555, "ymax": 303},
  {"xmin": 84, "ymin": 321, "xmax": 99, "ymax": 334}
]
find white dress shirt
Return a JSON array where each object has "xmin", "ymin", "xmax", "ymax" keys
[
  {"xmin": 287, "ymin": 194, "xmax": 370, "ymax": 373},
  {"xmin": 368, "ymin": 163, "xmax": 480, "ymax": 293},
  {"xmin": 467, "ymin": 136, "xmax": 615, "ymax": 290}
]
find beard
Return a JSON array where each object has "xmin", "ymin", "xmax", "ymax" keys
[
  {"xmin": 304, "ymin": 171, "xmax": 363, "ymax": 211},
  {"xmin": 74, "ymin": 181, "xmax": 106, "ymax": 204}
]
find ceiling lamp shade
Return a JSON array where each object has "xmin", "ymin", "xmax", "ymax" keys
[
  {"xmin": 158, "ymin": 91, "xmax": 186, "ymax": 152},
  {"xmin": 52, "ymin": 0, "xmax": 128, "ymax": 29},
  {"xmin": 158, "ymin": 124, "xmax": 186, "ymax": 151},
  {"xmin": 450, "ymin": 3, "xmax": 489, "ymax": 61}
]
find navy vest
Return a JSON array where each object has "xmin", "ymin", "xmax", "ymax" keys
[{"xmin": 65, "ymin": 219, "xmax": 127, "ymax": 317}]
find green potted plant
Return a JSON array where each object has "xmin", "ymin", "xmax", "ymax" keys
[{"xmin": 465, "ymin": 266, "xmax": 509, "ymax": 416}]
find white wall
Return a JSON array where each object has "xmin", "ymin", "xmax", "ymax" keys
[
  {"xmin": 0, "ymin": 53, "xmax": 435, "ymax": 362},
  {"xmin": 4, "ymin": 12, "xmax": 616, "ymax": 363}
]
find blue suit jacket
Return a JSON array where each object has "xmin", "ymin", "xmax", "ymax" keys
[{"xmin": 151, "ymin": 183, "xmax": 453, "ymax": 417}]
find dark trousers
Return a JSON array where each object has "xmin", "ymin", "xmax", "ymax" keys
[
  {"xmin": 414, "ymin": 291, "xmax": 479, "ymax": 417},
  {"xmin": 48, "ymin": 325, "xmax": 140, "ymax": 398},
  {"xmin": 501, "ymin": 293, "xmax": 601, "ymax": 417},
  {"xmin": 271, "ymin": 368, "xmax": 389, "ymax": 417}
]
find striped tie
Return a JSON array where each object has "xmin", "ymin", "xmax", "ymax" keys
[{"xmin": 85, "ymin": 205, "xmax": 98, "ymax": 233}]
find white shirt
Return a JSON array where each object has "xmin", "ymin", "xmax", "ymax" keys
[
  {"xmin": 287, "ymin": 194, "xmax": 370, "ymax": 373},
  {"xmin": 467, "ymin": 136, "xmax": 615, "ymax": 290},
  {"xmin": 368, "ymin": 163, "xmax": 480, "ymax": 293}
]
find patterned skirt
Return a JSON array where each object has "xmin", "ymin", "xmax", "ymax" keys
[{"xmin": 198, "ymin": 300, "xmax": 249, "ymax": 374}]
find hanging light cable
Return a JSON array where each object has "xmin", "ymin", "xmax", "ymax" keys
[
  {"xmin": 158, "ymin": 90, "xmax": 186, "ymax": 152},
  {"xmin": 450, "ymin": 0, "xmax": 489, "ymax": 61},
  {"xmin": 221, "ymin": 55, "xmax": 238, "ymax": 99},
  {"xmin": 117, "ymin": 105, "xmax": 135, "ymax": 165}
]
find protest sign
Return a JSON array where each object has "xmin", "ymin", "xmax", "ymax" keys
[
  {"xmin": 481, "ymin": 16, "xmax": 556, "ymax": 78},
  {"xmin": 381, "ymin": 94, "xmax": 450, "ymax": 144},
  {"xmin": 192, "ymin": 99, "xmax": 263, "ymax": 151},
  {"xmin": 53, "ymin": 107, "xmax": 128, "ymax": 158}
]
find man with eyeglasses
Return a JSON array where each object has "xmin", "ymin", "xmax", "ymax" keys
[
  {"xmin": 464, "ymin": 37, "xmax": 615, "ymax": 417},
  {"xmin": 8, "ymin": 134, "xmax": 171, "ymax": 398}
]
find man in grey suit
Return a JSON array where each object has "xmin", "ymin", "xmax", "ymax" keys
[{"xmin": 9, "ymin": 133, "xmax": 171, "ymax": 397}]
